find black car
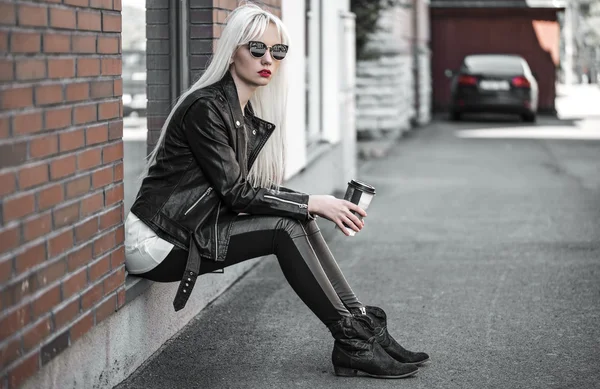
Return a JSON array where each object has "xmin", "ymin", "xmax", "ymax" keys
[{"xmin": 446, "ymin": 54, "xmax": 539, "ymax": 122}]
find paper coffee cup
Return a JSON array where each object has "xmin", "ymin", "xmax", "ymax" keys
[{"xmin": 338, "ymin": 180, "xmax": 376, "ymax": 236}]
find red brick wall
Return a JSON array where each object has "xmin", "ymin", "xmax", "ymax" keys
[{"xmin": 0, "ymin": 1, "xmax": 125, "ymax": 388}]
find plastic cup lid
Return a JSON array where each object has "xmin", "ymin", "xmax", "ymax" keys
[{"xmin": 348, "ymin": 180, "xmax": 376, "ymax": 195}]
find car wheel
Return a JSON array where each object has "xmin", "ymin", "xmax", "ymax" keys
[
  {"xmin": 450, "ymin": 111, "xmax": 462, "ymax": 121},
  {"xmin": 522, "ymin": 113, "xmax": 536, "ymax": 123}
]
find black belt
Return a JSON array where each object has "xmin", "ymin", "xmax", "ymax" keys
[{"xmin": 172, "ymin": 237, "xmax": 201, "ymax": 311}]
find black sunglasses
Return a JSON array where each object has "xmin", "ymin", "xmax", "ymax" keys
[{"xmin": 247, "ymin": 41, "xmax": 288, "ymax": 60}]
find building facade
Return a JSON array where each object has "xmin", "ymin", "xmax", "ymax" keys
[{"xmin": 0, "ymin": 1, "xmax": 358, "ymax": 388}]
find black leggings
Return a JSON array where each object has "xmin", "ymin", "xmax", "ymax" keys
[{"xmin": 141, "ymin": 215, "xmax": 363, "ymax": 326}]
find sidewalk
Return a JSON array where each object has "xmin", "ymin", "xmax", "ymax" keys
[{"xmin": 116, "ymin": 99, "xmax": 600, "ymax": 388}]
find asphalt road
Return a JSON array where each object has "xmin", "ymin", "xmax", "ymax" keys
[{"xmin": 118, "ymin": 85, "xmax": 600, "ymax": 389}]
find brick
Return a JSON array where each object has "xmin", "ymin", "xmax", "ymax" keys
[
  {"xmin": 104, "ymin": 184, "xmax": 123, "ymax": 206},
  {"xmin": 75, "ymin": 217, "xmax": 98, "ymax": 243},
  {"xmin": 35, "ymin": 84, "xmax": 63, "ymax": 106},
  {"xmin": 108, "ymin": 120, "xmax": 123, "ymax": 140},
  {"xmin": 1, "ymin": 87, "xmax": 33, "ymax": 110},
  {"xmin": 65, "ymin": 175, "xmax": 91, "ymax": 199},
  {"xmin": 73, "ymin": 104, "xmax": 97, "ymax": 125},
  {"xmin": 23, "ymin": 317, "xmax": 52, "ymax": 352},
  {"xmin": 32, "ymin": 285, "xmax": 61, "ymax": 318},
  {"xmin": 45, "ymin": 107, "xmax": 72, "ymax": 130},
  {"xmin": 23, "ymin": 213, "xmax": 52, "ymax": 242},
  {"xmin": 2, "ymin": 274, "xmax": 37, "ymax": 311},
  {"xmin": 3, "ymin": 193, "xmax": 35, "ymax": 222},
  {"xmin": 89, "ymin": 254, "xmax": 110, "ymax": 281},
  {"xmin": 62, "ymin": 268, "xmax": 87, "ymax": 300},
  {"xmin": 113, "ymin": 78, "xmax": 122, "ymax": 96},
  {"xmin": 16, "ymin": 59, "xmax": 46, "ymax": 81},
  {"xmin": 86, "ymin": 124, "xmax": 108, "ymax": 145},
  {"xmin": 59, "ymin": 129, "xmax": 86, "ymax": 152},
  {"xmin": 0, "ymin": 3, "xmax": 16, "ymax": 25},
  {"xmin": 72, "ymin": 35, "xmax": 96, "ymax": 54},
  {"xmin": 13, "ymin": 111, "xmax": 43, "ymax": 135},
  {"xmin": 99, "ymin": 206, "xmax": 120, "ymax": 230},
  {"xmin": 77, "ymin": 58, "xmax": 100, "ymax": 77},
  {"xmin": 81, "ymin": 193, "xmax": 103, "ymax": 217},
  {"xmin": 48, "ymin": 58, "xmax": 75, "ymax": 79},
  {"xmin": 50, "ymin": 7, "xmax": 76, "ymax": 29},
  {"xmin": 38, "ymin": 184, "xmax": 64, "ymax": 211},
  {"xmin": 19, "ymin": 163, "xmax": 49, "ymax": 189},
  {"xmin": 11, "ymin": 32, "xmax": 41, "ymax": 53},
  {"xmin": 0, "ymin": 31, "xmax": 7, "ymax": 53},
  {"xmin": 110, "ymin": 246, "xmax": 124, "ymax": 268},
  {"xmin": 41, "ymin": 330, "xmax": 68, "ymax": 366},
  {"xmin": 53, "ymin": 299, "xmax": 79, "ymax": 330},
  {"xmin": 90, "ymin": 80, "xmax": 113, "ymax": 98},
  {"xmin": 93, "ymin": 230, "xmax": 114, "ymax": 257},
  {"xmin": 77, "ymin": 148, "xmax": 102, "ymax": 170},
  {"xmin": 102, "ymin": 12, "xmax": 121, "ymax": 32},
  {"xmin": 91, "ymin": 0, "xmax": 113, "ymax": 9},
  {"xmin": 77, "ymin": 10, "xmax": 102, "ymax": 31},
  {"xmin": 117, "ymin": 287, "xmax": 125, "ymax": 310},
  {"xmin": 114, "ymin": 162, "xmax": 123, "ymax": 181},
  {"xmin": 35, "ymin": 258, "xmax": 67, "ymax": 289},
  {"xmin": 115, "ymin": 225, "xmax": 123, "ymax": 245},
  {"xmin": 8, "ymin": 350, "xmax": 39, "ymax": 389},
  {"xmin": 0, "ymin": 115, "xmax": 9, "ymax": 138},
  {"xmin": 15, "ymin": 243, "xmax": 46, "ymax": 274},
  {"xmin": 97, "ymin": 36, "xmax": 118, "ymax": 53},
  {"xmin": 95, "ymin": 294, "xmax": 115, "ymax": 324},
  {"xmin": 0, "ymin": 226, "xmax": 20, "ymax": 255},
  {"xmin": 104, "ymin": 263, "xmax": 123, "ymax": 290},
  {"xmin": 30, "ymin": 134, "xmax": 58, "ymax": 159},
  {"xmin": 0, "ymin": 306, "xmax": 30, "ymax": 340},
  {"xmin": 114, "ymin": 0, "xmax": 122, "ymax": 11},
  {"xmin": 53, "ymin": 202, "xmax": 80, "ymax": 229},
  {"xmin": 48, "ymin": 230, "xmax": 74, "ymax": 258},
  {"xmin": 101, "ymin": 58, "xmax": 120, "ymax": 75},
  {"xmin": 65, "ymin": 0, "xmax": 89, "ymax": 6},
  {"xmin": 102, "ymin": 142, "xmax": 123, "ymax": 163},
  {"xmin": 50, "ymin": 155, "xmax": 77, "ymax": 180},
  {"xmin": 18, "ymin": 4, "xmax": 49, "ymax": 27},
  {"xmin": 66, "ymin": 243, "xmax": 92, "ymax": 271},
  {"xmin": 0, "ymin": 59, "xmax": 13, "ymax": 81},
  {"xmin": 0, "ymin": 337, "xmax": 21, "ymax": 370},
  {"xmin": 98, "ymin": 100, "xmax": 120, "ymax": 120},
  {"xmin": 92, "ymin": 166, "xmax": 113, "ymax": 189},
  {"xmin": 0, "ymin": 172, "xmax": 17, "ymax": 197},
  {"xmin": 70, "ymin": 311, "xmax": 93, "ymax": 342},
  {"xmin": 43, "ymin": 33, "xmax": 70, "ymax": 53},
  {"xmin": 65, "ymin": 83, "xmax": 90, "ymax": 102}
]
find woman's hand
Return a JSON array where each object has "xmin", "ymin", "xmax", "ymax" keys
[{"xmin": 308, "ymin": 195, "xmax": 367, "ymax": 236}]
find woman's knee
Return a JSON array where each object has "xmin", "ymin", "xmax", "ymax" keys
[{"xmin": 274, "ymin": 217, "xmax": 307, "ymax": 239}]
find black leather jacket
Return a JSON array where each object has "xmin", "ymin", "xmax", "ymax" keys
[{"xmin": 130, "ymin": 71, "xmax": 311, "ymax": 311}]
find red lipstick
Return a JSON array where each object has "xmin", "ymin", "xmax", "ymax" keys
[{"xmin": 258, "ymin": 69, "xmax": 271, "ymax": 78}]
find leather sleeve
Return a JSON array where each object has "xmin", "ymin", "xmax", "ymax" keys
[{"xmin": 183, "ymin": 98, "xmax": 310, "ymax": 221}]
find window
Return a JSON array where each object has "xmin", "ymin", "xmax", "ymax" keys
[
  {"xmin": 306, "ymin": 0, "xmax": 323, "ymax": 146},
  {"xmin": 122, "ymin": 0, "xmax": 148, "ymax": 214}
]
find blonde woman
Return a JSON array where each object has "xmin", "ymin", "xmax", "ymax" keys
[{"xmin": 124, "ymin": 2, "xmax": 428, "ymax": 379}]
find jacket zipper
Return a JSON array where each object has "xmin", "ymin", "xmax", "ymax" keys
[
  {"xmin": 184, "ymin": 187, "xmax": 213, "ymax": 216},
  {"xmin": 214, "ymin": 201, "xmax": 220, "ymax": 261},
  {"xmin": 264, "ymin": 195, "xmax": 308, "ymax": 209}
]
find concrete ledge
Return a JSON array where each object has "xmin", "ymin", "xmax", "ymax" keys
[{"xmin": 22, "ymin": 143, "xmax": 346, "ymax": 389}]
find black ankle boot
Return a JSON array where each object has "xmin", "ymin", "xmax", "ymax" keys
[
  {"xmin": 327, "ymin": 316, "xmax": 419, "ymax": 379},
  {"xmin": 359, "ymin": 306, "xmax": 430, "ymax": 365}
]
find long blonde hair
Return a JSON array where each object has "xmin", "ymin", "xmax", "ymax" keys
[{"xmin": 140, "ymin": 2, "xmax": 290, "ymax": 189}]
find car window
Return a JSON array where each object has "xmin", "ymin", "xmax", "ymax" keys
[{"xmin": 462, "ymin": 56, "xmax": 525, "ymax": 74}]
